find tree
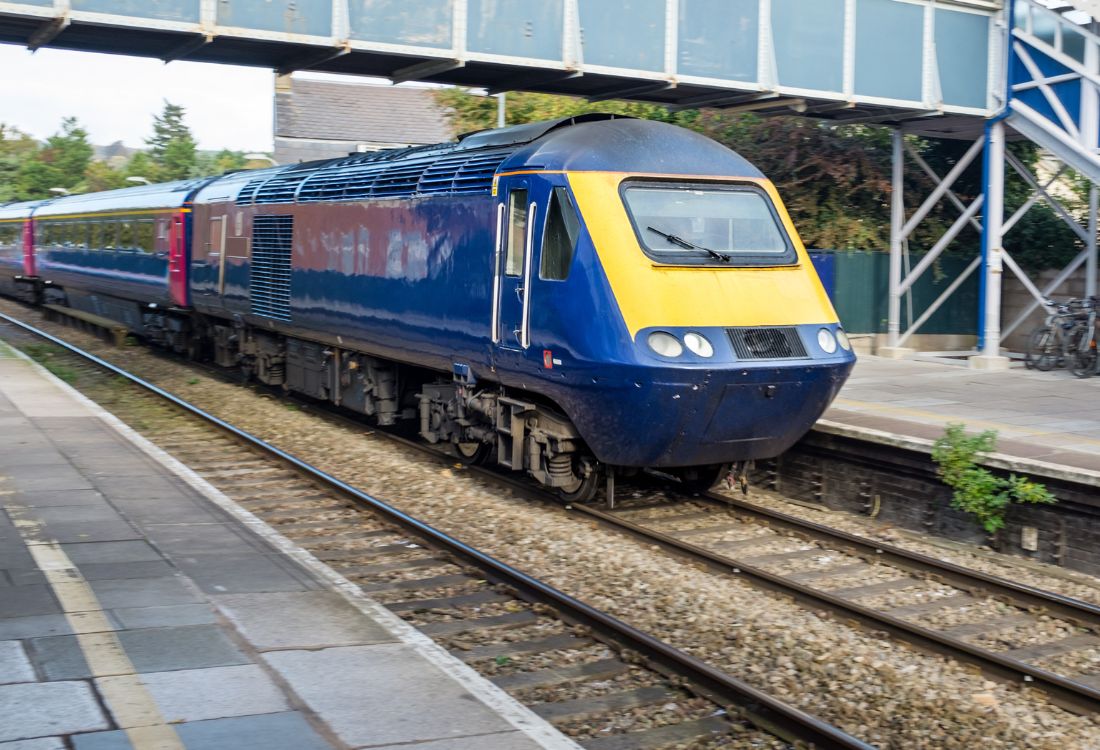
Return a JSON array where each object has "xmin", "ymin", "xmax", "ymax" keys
[
  {"xmin": 193, "ymin": 149, "xmax": 247, "ymax": 177},
  {"xmin": 146, "ymin": 101, "xmax": 197, "ymax": 181},
  {"xmin": 433, "ymin": 89, "xmax": 696, "ymax": 135},
  {"xmin": 13, "ymin": 116, "xmax": 93, "ymax": 199},
  {"xmin": 0, "ymin": 124, "xmax": 40, "ymax": 202}
]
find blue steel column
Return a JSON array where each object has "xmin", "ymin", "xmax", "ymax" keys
[
  {"xmin": 978, "ymin": 119, "xmax": 1006, "ymax": 360},
  {"xmin": 887, "ymin": 129, "xmax": 904, "ymax": 349}
]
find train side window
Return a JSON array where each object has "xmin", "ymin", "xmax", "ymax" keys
[
  {"xmin": 505, "ymin": 189, "xmax": 528, "ymax": 276},
  {"xmin": 118, "ymin": 220, "xmax": 134, "ymax": 251},
  {"xmin": 103, "ymin": 221, "xmax": 118, "ymax": 250},
  {"xmin": 540, "ymin": 187, "xmax": 581, "ymax": 281},
  {"xmin": 89, "ymin": 222, "xmax": 102, "ymax": 250},
  {"xmin": 136, "ymin": 220, "xmax": 155, "ymax": 252}
]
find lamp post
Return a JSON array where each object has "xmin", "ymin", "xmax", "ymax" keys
[
  {"xmin": 48, "ymin": 187, "xmax": 69, "ymax": 196},
  {"xmin": 126, "ymin": 176, "xmax": 151, "ymax": 185}
]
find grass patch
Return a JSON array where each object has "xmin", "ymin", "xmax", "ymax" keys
[{"xmin": 21, "ymin": 343, "xmax": 79, "ymax": 384}]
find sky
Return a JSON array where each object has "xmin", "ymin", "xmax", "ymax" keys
[{"xmin": 0, "ymin": 45, "xmax": 276, "ymax": 152}]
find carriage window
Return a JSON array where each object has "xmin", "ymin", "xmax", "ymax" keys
[
  {"xmin": 89, "ymin": 222, "xmax": 102, "ymax": 250},
  {"xmin": 505, "ymin": 189, "xmax": 529, "ymax": 277},
  {"xmin": 118, "ymin": 220, "xmax": 135, "ymax": 251},
  {"xmin": 540, "ymin": 187, "xmax": 581, "ymax": 281},
  {"xmin": 136, "ymin": 220, "xmax": 155, "ymax": 252},
  {"xmin": 0, "ymin": 224, "xmax": 18, "ymax": 245}
]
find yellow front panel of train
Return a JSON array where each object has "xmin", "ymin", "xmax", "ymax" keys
[{"xmin": 566, "ymin": 172, "xmax": 840, "ymax": 338}]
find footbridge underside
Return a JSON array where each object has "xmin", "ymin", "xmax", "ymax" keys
[{"xmin": 0, "ymin": 0, "xmax": 996, "ymax": 123}]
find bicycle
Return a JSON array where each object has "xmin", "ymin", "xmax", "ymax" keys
[
  {"xmin": 1025, "ymin": 298, "xmax": 1090, "ymax": 371},
  {"xmin": 1070, "ymin": 296, "xmax": 1100, "ymax": 378}
]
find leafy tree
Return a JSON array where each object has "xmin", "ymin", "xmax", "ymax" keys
[
  {"xmin": 13, "ymin": 117, "xmax": 93, "ymax": 199},
  {"xmin": 0, "ymin": 124, "xmax": 40, "ymax": 202},
  {"xmin": 146, "ymin": 101, "xmax": 197, "ymax": 181},
  {"xmin": 80, "ymin": 160, "xmax": 129, "ymax": 193},
  {"xmin": 124, "ymin": 151, "xmax": 161, "ymax": 183},
  {"xmin": 194, "ymin": 149, "xmax": 248, "ymax": 177}
]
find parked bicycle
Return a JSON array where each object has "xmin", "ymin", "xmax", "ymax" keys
[{"xmin": 1024, "ymin": 296, "xmax": 1100, "ymax": 377}]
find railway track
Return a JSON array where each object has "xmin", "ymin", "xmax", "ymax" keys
[
  {"xmin": 569, "ymin": 490, "xmax": 1100, "ymax": 716},
  {"xmin": 0, "ymin": 310, "xmax": 873, "ymax": 750}
]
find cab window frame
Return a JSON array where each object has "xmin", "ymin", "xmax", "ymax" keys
[
  {"xmin": 539, "ymin": 186, "xmax": 582, "ymax": 282},
  {"xmin": 618, "ymin": 178, "xmax": 798, "ymax": 268}
]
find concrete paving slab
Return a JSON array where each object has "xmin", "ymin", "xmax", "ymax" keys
[
  {"xmin": 109, "ymin": 603, "xmax": 217, "ymax": 630},
  {"xmin": 0, "ymin": 585, "xmax": 59, "ymax": 619},
  {"xmin": 4, "ymin": 490, "xmax": 110, "ymax": 508},
  {"xmin": 86, "ymin": 577, "xmax": 201, "ymax": 610},
  {"xmin": 173, "ymin": 553, "xmax": 320, "ymax": 595},
  {"xmin": 7, "ymin": 505, "xmax": 128, "ymax": 525},
  {"xmin": 0, "ymin": 615, "xmax": 75, "ymax": 641},
  {"xmin": 58, "ymin": 541, "xmax": 162, "ymax": 565},
  {"xmin": 29, "ymin": 624, "xmax": 250, "ymax": 679},
  {"xmin": 0, "ymin": 681, "xmax": 109, "ymax": 742},
  {"xmin": 72, "ymin": 711, "xmax": 334, "ymax": 750},
  {"xmin": 265, "ymin": 644, "xmax": 521, "ymax": 748},
  {"xmin": 102, "ymin": 497, "xmax": 228, "ymax": 525},
  {"xmin": 0, "ymin": 466, "xmax": 94, "ymax": 492},
  {"xmin": 369, "ymin": 733, "xmax": 555, "ymax": 750},
  {"xmin": 141, "ymin": 523, "xmax": 273, "ymax": 556},
  {"xmin": 22, "ymin": 522, "xmax": 142, "ymax": 545},
  {"xmin": 5, "ymin": 560, "xmax": 177, "ymax": 587},
  {"xmin": 0, "ymin": 641, "xmax": 35, "ymax": 685},
  {"xmin": 97, "ymin": 664, "xmax": 288, "ymax": 724},
  {"xmin": 215, "ymin": 591, "xmax": 395, "ymax": 650},
  {"xmin": 0, "ymin": 737, "xmax": 67, "ymax": 750}
]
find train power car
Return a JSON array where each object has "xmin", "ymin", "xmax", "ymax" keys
[{"xmin": 2, "ymin": 114, "xmax": 855, "ymax": 500}]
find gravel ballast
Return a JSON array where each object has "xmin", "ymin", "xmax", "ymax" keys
[{"xmin": 3, "ymin": 304, "xmax": 1100, "ymax": 749}]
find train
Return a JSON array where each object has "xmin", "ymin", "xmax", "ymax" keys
[{"xmin": 0, "ymin": 114, "xmax": 855, "ymax": 500}]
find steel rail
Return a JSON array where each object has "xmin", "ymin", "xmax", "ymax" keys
[
  {"xmin": 0, "ymin": 311, "xmax": 874, "ymax": 750},
  {"xmin": 699, "ymin": 489, "xmax": 1100, "ymax": 629},
  {"xmin": 571, "ymin": 502, "xmax": 1100, "ymax": 716}
]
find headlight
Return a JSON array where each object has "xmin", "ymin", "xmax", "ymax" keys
[
  {"xmin": 817, "ymin": 328, "xmax": 837, "ymax": 354},
  {"xmin": 836, "ymin": 328, "xmax": 851, "ymax": 351},
  {"xmin": 683, "ymin": 332, "xmax": 714, "ymax": 358},
  {"xmin": 648, "ymin": 331, "xmax": 683, "ymax": 357}
]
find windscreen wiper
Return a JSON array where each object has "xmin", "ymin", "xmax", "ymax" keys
[{"xmin": 646, "ymin": 226, "xmax": 730, "ymax": 262}]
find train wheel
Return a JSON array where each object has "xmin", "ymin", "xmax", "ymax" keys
[
  {"xmin": 557, "ymin": 458, "xmax": 600, "ymax": 504},
  {"xmin": 675, "ymin": 464, "xmax": 728, "ymax": 494},
  {"xmin": 455, "ymin": 440, "xmax": 492, "ymax": 465}
]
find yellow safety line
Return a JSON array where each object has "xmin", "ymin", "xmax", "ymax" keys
[
  {"xmin": 7, "ymin": 510, "xmax": 184, "ymax": 749},
  {"xmin": 832, "ymin": 396, "xmax": 1100, "ymax": 448}
]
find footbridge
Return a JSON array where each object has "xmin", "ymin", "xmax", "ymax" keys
[{"xmin": 1, "ymin": 0, "xmax": 1098, "ymax": 365}]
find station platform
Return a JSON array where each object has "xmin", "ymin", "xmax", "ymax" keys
[
  {"xmin": 0, "ymin": 341, "xmax": 578, "ymax": 750},
  {"xmin": 823, "ymin": 355, "xmax": 1100, "ymax": 485}
]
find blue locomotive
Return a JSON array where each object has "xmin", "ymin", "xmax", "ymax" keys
[{"xmin": 0, "ymin": 115, "xmax": 854, "ymax": 500}]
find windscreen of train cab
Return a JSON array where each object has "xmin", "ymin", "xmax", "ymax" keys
[{"xmin": 620, "ymin": 181, "xmax": 797, "ymax": 267}]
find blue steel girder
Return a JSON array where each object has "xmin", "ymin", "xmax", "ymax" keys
[{"xmin": 0, "ymin": 0, "xmax": 1000, "ymax": 118}]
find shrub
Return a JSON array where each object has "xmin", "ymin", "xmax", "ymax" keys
[{"xmin": 931, "ymin": 423, "xmax": 1056, "ymax": 534}]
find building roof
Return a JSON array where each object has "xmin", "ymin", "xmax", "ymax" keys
[{"xmin": 275, "ymin": 77, "xmax": 455, "ymax": 146}]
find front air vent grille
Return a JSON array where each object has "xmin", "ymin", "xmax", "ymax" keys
[
  {"xmin": 250, "ymin": 215, "xmax": 294, "ymax": 322},
  {"xmin": 728, "ymin": 327, "xmax": 807, "ymax": 360}
]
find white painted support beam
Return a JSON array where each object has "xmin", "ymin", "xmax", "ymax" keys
[
  {"xmin": 973, "ymin": 119, "xmax": 1009, "ymax": 368},
  {"xmin": 1002, "ymin": 248, "xmax": 1089, "ymax": 338},
  {"xmin": 898, "ymin": 256, "xmax": 981, "ymax": 347},
  {"xmin": 898, "ymin": 195, "xmax": 985, "ymax": 295},
  {"xmin": 1005, "ymin": 150, "xmax": 1090, "ymax": 242},
  {"xmin": 900, "ymin": 136, "xmax": 985, "ymax": 239},
  {"xmin": 885, "ymin": 129, "xmax": 907, "ymax": 355}
]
